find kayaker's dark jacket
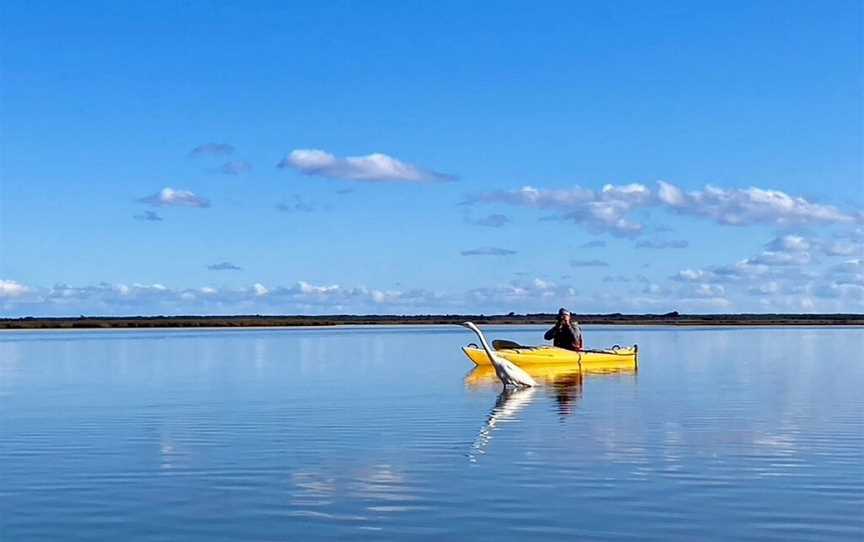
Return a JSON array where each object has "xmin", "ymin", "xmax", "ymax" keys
[{"xmin": 544, "ymin": 321, "xmax": 583, "ymax": 351}]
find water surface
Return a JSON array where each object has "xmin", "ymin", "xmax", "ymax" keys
[{"xmin": 1, "ymin": 326, "xmax": 862, "ymax": 540}]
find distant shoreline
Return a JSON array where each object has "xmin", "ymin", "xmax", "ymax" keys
[{"xmin": 1, "ymin": 313, "xmax": 862, "ymax": 330}]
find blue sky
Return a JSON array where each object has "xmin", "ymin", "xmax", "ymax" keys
[{"xmin": 1, "ymin": 1, "xmax": 862, "ymax": 316}]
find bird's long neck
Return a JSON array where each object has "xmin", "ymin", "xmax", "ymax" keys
[{"xmin": 472, "ymin": 326, "xmax": 496, "ymax": 359}]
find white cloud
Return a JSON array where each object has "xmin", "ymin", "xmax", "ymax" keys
[
  {"xmin": 5, "ymin": 229, "xmax": 864, "ymax": 317},
  {"xmin": 0, "ymin": 280, "xmax": 451, "ymax": 317},
  {"xmin": 296, "ymin": 281, "xmax": 340, "ymax": 295},
  {"xmin": 657, "ymin": 181, "xmax": 686, "ymax": 206},
  {"xmin": 278, "ymin": 149, "xmax": 454, "ymax": 183},
  {"xmin": 563, "ymin": 201, "xmax": 644, "ymax": 236},
  {"xmin": 42, "ymin": 282, "xmax": 178, "ymax": 306},
  {"xmin": 662, "ymin": 233, "xmax": 864, "ymax": 311},
  {"xmin": 466, "ymin": 277, "xmax": 576, "ymax": 308},
  {"xmin": 749, "ymin": 281, "xmax": 781, "ymax": 295},
  {"xmin": 762, "ymin": 233, "xmax": 864, "ymax": 259},
  {"xmin": 766, "ymin": 234, "xmax": 810, "ymax": 252},
  {"xmin": 683, "ymin": 257, "xmax": 814, "ymax": 285},
  {"xmin": 468, "ymin": 184, "xmax": 647, "ymax": 237},
  {"xmin": 600, "ymin": 183, "xmax": 652, "ymax": 204},
  {"xmin": 468, "ymin": 180, "xmax": 857, "ymax": 236},
  {"xmin": 0, "ymin": 279, "xmax": 29, "ymax": 298},
  {"xmin": 690, "ymin": 284, "xmax": 726, "ymax": 298},
  {"xmin": 139, "ymin": 187, "xmax": 210, "ymax": 208},
  {"xmin": 253, "ymin": 283, "xmax": 269, "ymax": 296},
  {"xmin": 658, "ymin": 182, "xmax": 854, "ymax": 226},
  {"xmin": 3, "ymin": 270, "xmax": 863, "ymax": 316},
  {"xmin": 672, "ymin": 269, "xmax": 712, "ymax": 282}
]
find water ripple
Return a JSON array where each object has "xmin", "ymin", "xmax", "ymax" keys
[{"xmin": 1, "ymin": 326, "xmax": 862, "ymax": 541}]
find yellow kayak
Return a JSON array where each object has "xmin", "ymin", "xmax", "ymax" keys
[{"xmin": 462, "ymin": 342, "xmax": 638, "ymax": 371}]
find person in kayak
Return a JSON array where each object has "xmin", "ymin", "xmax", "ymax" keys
[{"xmin": 544, "ymin": 308, "xmax": 583, "ymax": 351}]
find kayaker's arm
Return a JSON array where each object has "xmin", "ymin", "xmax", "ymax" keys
[{"xmin": 544, "ymin": 324, "xmax": 559, "ymax": 341}]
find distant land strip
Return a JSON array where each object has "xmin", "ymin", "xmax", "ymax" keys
[{"xmin": 1, "ymin": 313, "xmax": 863, "ymax": 329}]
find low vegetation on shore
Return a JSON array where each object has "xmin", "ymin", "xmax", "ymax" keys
[{"xmin": 1, "ymin": 312, "xmax": 862, "ymax": 329}]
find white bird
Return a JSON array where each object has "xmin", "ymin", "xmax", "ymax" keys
[{"xmin": 461, "ymin": 322, "xmax": 537, "ymax": 388}]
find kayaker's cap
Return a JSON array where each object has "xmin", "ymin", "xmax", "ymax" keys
[{"xmin": 558, "ymin": 308, "xmax": 570, "ymax": 316}]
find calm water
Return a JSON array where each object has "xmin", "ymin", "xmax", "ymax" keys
[{"xmin": 1, "ymin": 326, "xmax": 862, "ymax": 541}]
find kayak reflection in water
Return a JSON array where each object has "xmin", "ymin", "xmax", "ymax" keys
[
  {"xmin": 552, "ymin": 372, "xmax": 583, "ymax": 418},
  {"xmin": 544, "ymin": 308, "xmax": 584, "ymax": 351}
]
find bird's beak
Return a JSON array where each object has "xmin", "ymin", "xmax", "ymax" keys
[{"xmin": 460, "ymin": 322, "xmax": 472, "ymax": 328}]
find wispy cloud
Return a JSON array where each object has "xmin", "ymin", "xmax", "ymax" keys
[
  {"xmin": 828, "ymin": 259, "xmax": 864, "ymax": 290},
  {"xmin": 0, "ymin": 280, "xmax": 448, "ymax": 317},
  {"xmin": 823, "ymin": 241, "xmax": 861, "ymax": 257},
  {"xmin": 656, "ymin": 181, "xmax": 855, "ymax": 227},
  {"xmin": 134, "ymin": 211, "xmax": 163, "ymax": 222},
  {"xmin": 189, "ymin": 143, "xmax": 234, "ymax": 157},
  {"xmin": 4, "ymin": 263, "xmax": 864, "ymax": 317},
  {"xmin": 467, "ymin": 214, "xmax": 511, "ymax": 228},
  {"xmin": 766, "ymin": 233, "xmax": 862, "ymax": 259},
  {"xmin": 747, "ymin": 250, "xmax": 813, "ymax": 266},
  {"xmin": 461, "ymin": 247, "xmax": 517, "ymax": 256},
  {"xmin": 207, "ymin": 262, "xmax": 242, "ymax": 271},
  {"xmin": 687, "ymin": 283, "xmax": 727, "ymax": 298},
  {"xmin": 220, "ymin": 161, "xmax": 252, "ymax": 175},
  {"xmin": 467, "ymin": 181, "xmax": 858, "ymax": 236},
  {"xmin": 467, "ymin": 183, "xmax": 648, "ymax": 237},
  {"xmin": 570, "ymin": 259, "xmax": 609, "ymax": 267},
  {"xmin": 466, "ymin": 277, "xmax": 572, "ymax": 307},
  {"xmin": 663, "ymin": 231, "xmax": 864, "ymax": 311},
  {"xmin": 276, "ymin": 195, "xmax": 317, "ymax": 213},
  {"xmin": 277, "ymin": 149, "xmax": 455, "ymax": 183},
  {"xmin": 766, "ymin": 234, "xmax": 810, "ymax": 252},
  {"xmin": 635, "ymin": 239, "xmax": 689, "ymax": 249},
  {"xmin": 672, "ymin": 269, "xmax": 713, "ymax": 283},
  {"xmin": 579, "ymin": 240, "xmax": 607, "ymax": 248},
  {"xmin": 138, "ymin": 187, "xmax": 210, "ymax": 208}
]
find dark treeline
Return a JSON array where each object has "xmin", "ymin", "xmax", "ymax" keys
[{"xmin": 1, "ymin": 312, "xmax": 862, "ymax": 329}]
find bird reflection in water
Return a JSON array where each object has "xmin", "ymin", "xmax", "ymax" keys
[
  {"xmin": 469, "ymin": 386, "xmax": 536, "ymax": 462},
  {"xmin": 466, "ymin": 365, "xmax": 636, "ymax": 460}
]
